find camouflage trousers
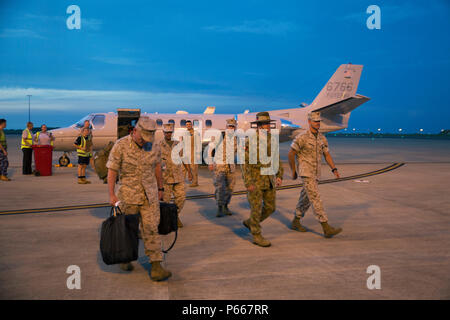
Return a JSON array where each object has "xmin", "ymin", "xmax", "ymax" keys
[
  {"xmin": 213, "ymin": 169, "xmax": 235, "ymax": 206},
  {"xmin": 247, "ymin": 187, "xmax": 276, "ymax": 235},
  {"xmin": 295, "ymin": 176, "xmax": 328, "ymax": 223},
  {"xmin": 0, "ymin": 151, "xmax": 8, "ymax": 176},
  {"xmin": 183, "ymin": 164, "xmax": 198, "ymax": 184},
  {"xmin": 163, "ymin": 182, "xmax": 185, "ymax": 214},
  {"xmin": 119, "ymin": 197, "xmax": 163, "ymax": 262}
]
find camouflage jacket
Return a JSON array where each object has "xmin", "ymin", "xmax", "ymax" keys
[
  {"xmin": 213, "ymin": 132, "xmax": 237, "ymax": 173},
  {"xmin": 241, "ymin": 132, "xmax": 283, "ymax": 189},
  {"xmin": 106, "ymin": 135, "xmax": 161, "ymax": 205},
  {"xmin": 159, "ymin": 139, "xmax": 184, "ymax": 184},
  {"xmin": 290, "ymin": 130, "xmax": 329, "ymax": 178}
]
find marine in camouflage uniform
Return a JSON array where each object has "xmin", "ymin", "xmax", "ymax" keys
[
  {"xmin": 159, "ymin": 123, "xmax": 192, "ymax": 228},
  {"xmin": 183, "ymin": 120, "xmax": 201, "ymax": 187},
  {"xmin": 288, "ymin": 111, "xmax": 342, "ymax": 238},
  {"xmin": 0, "ymin": 119, "xmax": 10, "ymax": 181},
  {"xmin": 242, "ymin": 112, "xmax": 283, "ymax": 247},
  {"xmin": 209, "ymin": 118, "xmax": 238, "ymax": 217},
  {"xmin": 106, "ymin": 117, "xmax": 172, "ymax": 281}
]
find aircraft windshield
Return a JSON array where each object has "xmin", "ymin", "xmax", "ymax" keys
[{"xmin": 73, "ymin": 115, "xmax": 93, "ymax": 128}]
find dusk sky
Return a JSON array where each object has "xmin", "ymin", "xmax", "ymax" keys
[{"xmin": 0, "ymin": 0, "xmax": 449, "ymax": 133}]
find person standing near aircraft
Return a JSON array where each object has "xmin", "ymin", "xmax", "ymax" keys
[
  {"xmin": 159, "ymin": 123, "xmax": 192, "ymax": 228},
  {"xmin": 21, "ymin": 121, "xmax": 34, "ymax": 175},
  {"xmin": 209, "ymin": 118, "xmax": 238, "ymax": 217},
  {"xmin": 107, "ymin": 117, "xmax": 171, "ymax": 281},
  {"xmin": 242, "ymin": 112, "xmax": 283, "ymax": 247},
  {"xmin": 82, "ymin": 120, "xmax": 94, "ymax": 167},
  {"xmin": 74, "ymin": 127, "xmax": 93, "ymax": 184},
  {"xmin": 288, "ymin": 111, "xmax": 342, "ymax": 238},
  {"xmin": 184, "ymin": 120, "xmax": 201, "ymax": 187},
  {"xmin": 0, "ymin": 119, "xmax": 11, "ymax": 181},
  {"xmin": 35, "ymin": 124, "xmax": 55, "ymax": 146}
]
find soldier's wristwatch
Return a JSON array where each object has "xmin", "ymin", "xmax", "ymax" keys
[
  {"xmin": 331, "ymin": 168, "xmax": 338, "ymax": 172},
  {"xmin": 158, "ymin": 187, "xmax": 164, "ymax": 191}
]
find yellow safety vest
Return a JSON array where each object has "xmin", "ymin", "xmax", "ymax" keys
[
  {"xmin": 35, "ymin": 131, "xmax": 54, "ymax": 146},
  {"xmin": 77, "ymin": 135, "xmax": 91, "ymax": 157},
  {"xmin": 21, "ymin": 129, "xmax": 33, "ymax": 149}
]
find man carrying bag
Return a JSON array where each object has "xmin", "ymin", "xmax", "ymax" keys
[{"xmin": 105, "ymin": 117, "xmax": 172, "ymax": 281}]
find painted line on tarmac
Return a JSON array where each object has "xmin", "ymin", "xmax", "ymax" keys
[{"xmin": 0, "ymin": 162, "xmax": 404, "ymax": 216}]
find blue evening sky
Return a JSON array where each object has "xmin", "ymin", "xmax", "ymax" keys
[{"xmin": 0, "ymin": 0, "xmax": 449, "ymax": 132}]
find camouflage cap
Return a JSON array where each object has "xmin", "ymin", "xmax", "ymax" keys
[
  {"xmin": 226, "ymin": 118, "xmax": 237, "ymax": 127},
  {"xmin": 163, "ymin": 123, "xmax": 174, "ymax": 132},
  {"xmin": 251, "ymin": 111, "xmax": 275, "ymax": 124},
  {"xmin": 136, "ymin": 117, "xmax": 156, "ymax": 142},
  {"xmin": 308, "ymin": 111, "xmax": 322, "ymax": 121}
]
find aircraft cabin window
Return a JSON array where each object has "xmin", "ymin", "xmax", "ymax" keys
[
  {"xmin": 180, "ymin": 119, "xmax": 186, "ymax": 127},
  {"xmin": 74, "ymin": 115, "xmax": 93, "ymax": 128},
  {"xmin": 156, "ymin": 119, "xmax": 163, "ymax": 127},
  {"xmin": 205, "ymin": 120, "xmax": 212, "ymax": 128},
  {"xmin": 193, "ymin": 120, "xmax": 200, "ymax": 127},
  {"xmin": 92, "ymin": 115, "xmax": 105, "ymax": 129},
  {"xmin": 168, "ymin": 119, "xmax": 175, "ymax": 125}
]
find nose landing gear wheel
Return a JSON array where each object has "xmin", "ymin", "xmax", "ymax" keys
[{"xmin": 59, "ymin": 155, "xmax": 70, "ymax": 167}]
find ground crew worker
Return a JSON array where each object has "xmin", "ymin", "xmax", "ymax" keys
[
  {"xmin": 74, "ymin": 127, "xmax": 93, "ymax": 184},
  {"xmin": 184, "ymin": 120, "xmax": 201, "ymax": 187},
  {"xmin": 0, "ymin": 119, "xmax": 11, "ymax": 181},
  {"xmin": 81, "ymin": 120, "xmax": 94, "ymax": 167},
  {"xmin": 21, "ymin": 121, "xmax": 34, "ymax": 175},
  {"xmin": 242, "ymin": 112, "xmax": 283, "ymax": 247},
  {"xmin": 159, "ymin": 123, "xmax": 193, "ymax": 228},
  {"xmin": 288, "ymin": 111, "xmax": 342, "ymax": 238},
  {"xmin": 35, "ymin": 124, "xmax": 55, "ymax": 146},
  {"xmin": 107, "ymin": 117, "xmax": 172, "ymax": 281},
  {"xmin": 208, "ymin": 118, "xmax": 237, "ymax": 217}
]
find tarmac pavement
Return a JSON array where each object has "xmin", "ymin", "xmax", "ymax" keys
[{"xmin": 1, "ymin": 136, "xmax": 449, "ymax": 299}]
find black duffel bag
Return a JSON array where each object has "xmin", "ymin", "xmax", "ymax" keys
[
  {"xmin": 100, "ymin": 206, "xmax": 140, "ymax": 265},
  {"xmin": 158, "ymin": 202, "xmax": 178, "ymax": 235},
  {"xmin": 159, "ymin": 202, "xmax": 178, "ymax": 253}
]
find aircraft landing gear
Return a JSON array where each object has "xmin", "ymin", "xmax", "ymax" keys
[{"xmin": 59, "ymin": 154, "xmax": 70, "ymax": 167}]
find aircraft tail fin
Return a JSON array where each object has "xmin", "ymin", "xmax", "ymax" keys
[{"xmin": 308, "ymin": 64, "xmax": 363, "ymax": 111}]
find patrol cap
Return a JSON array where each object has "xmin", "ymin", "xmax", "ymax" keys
[
  {"xmin": 136, "ymin": 117, "xmax": 156, "ymax": 142},
  {"xmin": 251, "ymin": 111, "xmax": 275, "ymax": 124},
  {"xmin": 226, "ymin": 118, "xmax": 237, "ymax": 127},
  {"xmin": 163, "ymin": 123, "xmax": 174, "ymax": 132},
  {"xmin": 308, "ymin": 111, "xmax": 321, "ymax": 121}
]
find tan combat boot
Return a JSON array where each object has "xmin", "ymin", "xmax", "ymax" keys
[
  {"xmin": 291, "ymin": 217, "xmax": 307, "ymax": 232},
  {"xmin": 0, "ymin": 175, "xmax": 11, "ymax": 181},
  {"xmin": 252, "ymin": 234, "xmax": 271, "ymax": 247},
  {"xmin": 77, "ymin": 177, "xmax": 87, "ymax": 184},
  {"xmin": 321, "ymin": 222, "xmax": 342, "ymax": 238},
  {"xmin": 82, "ymin": 177, "xmax": 91, "ymax": 184},
  {"xmin": 119, "ymin": 262, "xmax": 134, "ymax": 271},
  {"xmin": 150, "ymin": 261, "xmax": 172, "ymax": 281},
  {"xmin": 216, "ymin": 205, "xmax": 225, "ymax": 217},
  {"xmin": 189, "ymin": 183, "xmax": 199, "ymax": 187},
  {"xmin": 177, "ymin": 217, "xmax": 183, "ymax": 228}
]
